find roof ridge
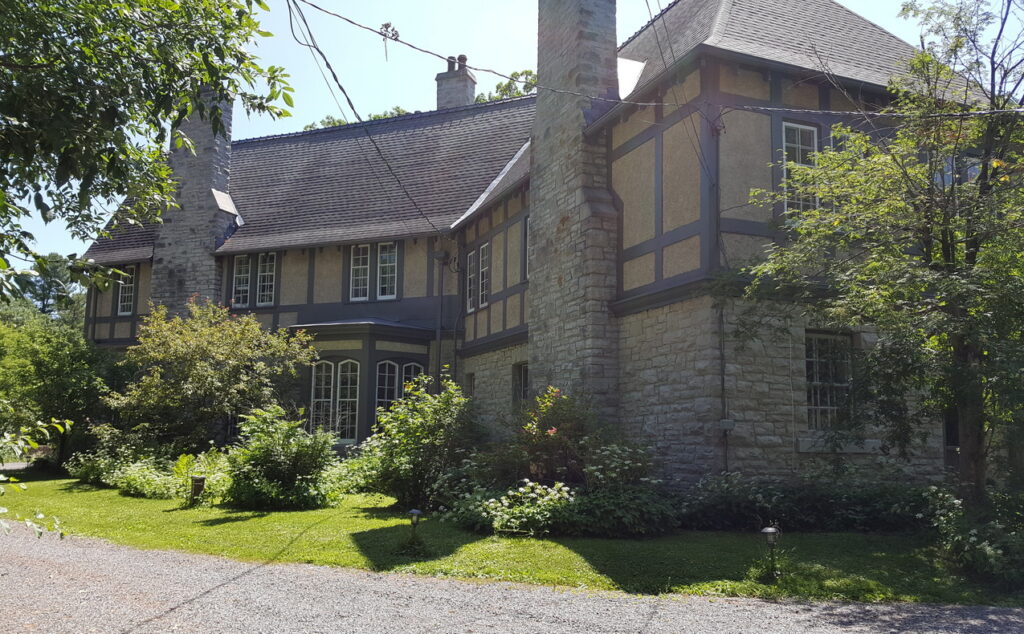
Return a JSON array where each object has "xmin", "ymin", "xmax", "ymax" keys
[
  {"xmin": 618, "ymin": 0, "xmax": 683, "ymax": 51},
  {"xmin": 707, "ymin": 0, "xmax": 732, "ymax": 44},
  {"xmin": 233, "ymin": 94, "xmax": 537, "ymax": 145}
]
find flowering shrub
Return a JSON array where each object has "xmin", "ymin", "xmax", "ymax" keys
[
  {"xmin": 109, "ymin": 459, "xmax": 179, "ymax": 499},
  {"xmin": 925, "ymin": 487, "xmax": 1024, "ymax": 587},
  {"xmin": 564, "ymin": 485, "xmax": 680, "ymax": 537},
  {"xmin": 65, "ymin": 424, "xmax": 152, "ymax": 486},
  {"xmin": 472, "ymin": 480, "xmax": 575, "ymax": 536},
  {"xmin": 581, "ymin": 440, "xmax": 660, "ymax": 490}
]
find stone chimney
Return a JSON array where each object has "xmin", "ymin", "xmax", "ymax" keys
[
  {"xmin": 528, "ymin": 0, "xmax": 620, "ymax": 418},
  {"xmin": 150, "ymin": 92, "xmax": 238, "ymax": 312},
  {"xmin": 436, "ymin": 54, "xmax": 477, "ymax": 109}
]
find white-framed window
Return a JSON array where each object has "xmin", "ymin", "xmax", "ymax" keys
[
  {"xmin": 466, "ymin": 249, "xmax": 478, "ymax": 313},
  {"xmin": 117, "ymin": 264, "xmax": 136, "ymax": 316},
  {"xmin": 310, "ymin": 361, "xmax": 335, "ymax": 432},
  {"xmin": 350, "ymin": 244, "xmax": 370, "ymax": 302},
  {"xmin": 401, "ymin": 362, "xmax": 424, "ymax": 398},
  {"xmin": 232, "ymin": 255, "xmax": 251, "ymax": 307},
  {"xmin": 256, "ymin": 252, "xmax": 276, "ymax": 306},
  {"xmin": 783, "ymin": 122, "xmax": 818, "ymax": 212},
  {"xmin": 805, "ymin": 332, "xmax": 852, "ymax": 430},
  {"xmin": 478, "ymin": 242, "xmax": 490, "ymax": 307},
  {"xmin": 336, "ymin": 360, "xmax": 359, "ymax": 443},
  {"xmin": 377, "ymin": 242, "xmax": 398, "ymax": 300},
  {"xmin": 376, "ymin": 360, "xmax": 399, "ymax": 413}
]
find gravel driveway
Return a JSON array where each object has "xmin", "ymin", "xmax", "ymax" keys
[{"xmin": 2, "ymin": 526, "xmax": 1022, "ymax": 634}]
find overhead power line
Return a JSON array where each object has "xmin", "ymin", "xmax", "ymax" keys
[
  {"xmin": 286, "ymin": 0, "xmax": 444, "ymax": 236},
  {"xmin": 295, "ymin": 0, "xmax": 1024, "ymax": 121}
]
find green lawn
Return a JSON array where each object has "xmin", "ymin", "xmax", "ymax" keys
[{"xmin": 3, "ymin": 473, "xmax": 1018, "ymax": 606}]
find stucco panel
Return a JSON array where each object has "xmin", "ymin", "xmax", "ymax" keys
[
  {"xmin": 720, "ymin": 110, "xmax": 773, "ymax": 221},
  {"xmin": 280, "ymin": 250, "xmax": 308, "ymax": 305},
  {"xmin": 613, "ymin": 140, "xmax": 656, "ymax": 249},
  {"xmin": 113, "ymin": 320, "xmax": 131, "ymax": 339},
  {"xmin": 719, "ymin": 66, "xmax": 769, "ymax": 100},
  {"xmin": 662, "ymin": 113, "xmax": 702, "ymax": 232},
  {"xmin": 506, "ymin": 220, "xmax": 522, "ymax": 286},
  {"xmin": 490, "ymin": 298, "xmax": 504, "ymax": 334},
  {"xmin": 136, "ymin": 261, "xmax": 152, "ymax": 314},
  {"xmin": 722, "ymin": 233, "xmax": 772, "ymax": 267},
  {"xmin": 662, "ymin": 235, "xmax": 701, "ymax": 279},
  {"xmin": 314, "ymin": 247, "xmax": 343, "ymax": 304},
  {"xmin": 783, "ymin": 80, "xmax": 819, "ymax": 109},
  {"xmin": 404, "ymin": 239, "xmax": 428, "ymax": 298},
  {"xmin": 95, "ymin": 289, "xmax": 112, "ymax": 318},
  {"xmin": 663, "ymin": 68, "xmax": 701, "ymax": 117},
  {"xmin": 376, "ymin": 341, "xmax": 429, "ymax": 355},
  {"xmin": 612, "ymin": 106, "xmax": 656, "ymax": 148},
  {"xmin": 506, "ymin": 292, "xmax": 522, "ymax": 329},
  {"xmin": 623, "ymin": 252, "xmax": 656, "ymax": 291}
]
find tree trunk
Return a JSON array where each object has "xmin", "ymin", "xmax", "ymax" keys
[{"xmin": 952, "ymin": 337, "xmax": 988, "ymax": 506}]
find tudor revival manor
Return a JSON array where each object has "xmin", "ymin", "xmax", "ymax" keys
[{"xmin": 84, "ymin": 0, "xmax": 949, "ymax": 481}]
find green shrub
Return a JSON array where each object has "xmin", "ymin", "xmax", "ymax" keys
[
  {"xmin": 173, "ymin": 449, "xmax": 232, "ymax": 505},
  {"xmin": 580, "ymin": 439, "xmax": 660, "ymax": 490},
  {"xmin": 564, "ymin": 486, "xmax": 680, "ymax": 537},
  {"xmin": 344, "ymin": 374, "xmax": 471, "ymax": 509},
  {"xmin": 926, "ymin": 487, "xmax": 1024, "ymax": 587},
  {"xmin": 679, "ymin": 467, "xmax": 931, "ymax": 533},
  {"xmin": 65, "ymin": 424, "xmax": 152, "ymax": 486},
  {"xmin": 224, "ymin": 406, "xmax": 339, "ymax": 510},
  {"xmin": 449, "ymin": 480, "xmax": 575, "ymax": 537},
  {"xmin": 109, "ymin": 459, "xmax": 178, "ymax": 499}
]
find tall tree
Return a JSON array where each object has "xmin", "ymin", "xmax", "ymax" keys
[
  {"xmin": 745, "ymin": 0, "xmax": 1024, "ymax": 503},
  {"xmin": 476, "ymin": 70, "xmax": 537, "ymax": 102},
  {"xmin": 0, "ymin": 0, "xmax": 292, "ymax": 298}
]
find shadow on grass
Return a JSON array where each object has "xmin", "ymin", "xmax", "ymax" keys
[
  {"xmin": 350, "ymin": 520, "xmax": 485, "ymax": 572},
  {"xmin": 58, "ymin": 479, "xmax": 108, "ymax": 492},
  {"xmin": 195, "ymin": 511, "xmax": 271, "ymax": 526}
]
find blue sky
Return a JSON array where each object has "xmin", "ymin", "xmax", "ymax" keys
[{"xmin": 32, "ymin": 0, "xmax": 923, "ymax": 258}]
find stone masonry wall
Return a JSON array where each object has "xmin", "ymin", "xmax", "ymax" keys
[
  {"xmin": 529, "ymin": 0, "xmax": 620, "ymax": 420},
  {"xmin": 619, "ymin": 295, "xmax": 946, "ymax": 487},
  {"xmin": 460, "ymin": 343, "xmax": 528, "ymax": 432},
  {"xmin": 150, "ymin": 98, "xmax": 234, "ymax": 312}
]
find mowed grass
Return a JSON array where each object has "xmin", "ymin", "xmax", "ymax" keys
[{"xmin": 3, "ymin": 473, "xmax": 1019, "ymax": 606}]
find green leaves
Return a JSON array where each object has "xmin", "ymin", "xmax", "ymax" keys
[{"xmin": 0, "ymin": 0, "xmax": 292, "ymax": 301}]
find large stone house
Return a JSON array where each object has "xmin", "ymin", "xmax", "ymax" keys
[{"xmin": 83, "ymin": 0, "xmax": 949, "ymax": 482}]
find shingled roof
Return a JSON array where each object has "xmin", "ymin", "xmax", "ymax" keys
[
  {"xmin": 219, "ymin": 96, "xmax": 535, "ymax": 253},
  {"xmin": 84, "ymin": 96, "xmax": 535, "ymax": 262},
  {"xmin": 619, "ymin": 0, "xmax": 917, "ymax": 98}
]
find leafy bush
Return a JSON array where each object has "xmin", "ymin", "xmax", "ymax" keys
[
  {"xmin": 926, "ymin": 487, "xmax": 1024, "ymax": 587},
  {"xmin": 224, "ymin": 406, "xmax": 339, "ymax": 510},
  {"xmin": 581, "ymin": 440, "xmax": 660, "ymax": 490},
  {"xmin": 343, "ymin": 374, "xmax": 471, "ymax": 509},
  {"xmin": 448, "ymin": 480, "xmax": 575, "ymax": 537},
  {"xmin": 679, "ymin": 466, "xmax": 931, "ymax": 533},
  {"xmin": 173, "ymin": 449, "xmax": 232, "ymax": 505},
  {"xmin": 109, "ymin": 459, "xmax": 178, "ymax": 499},
  {"xmin": 106, "ymin": 300, "xmax": 316, "ymax": 451},
  {"xmin": 65, "ymin": 424, "xmax": 153, "ymax": 486},
  {"xmin": 564, "ymin": 486, "xmax": 680, "ymax": 537}
]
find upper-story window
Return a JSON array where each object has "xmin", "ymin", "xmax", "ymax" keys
[
  {"xmin": 783, "ymin": 122, "xmax": 818, "ymax": 212},
  {"xmin": 117, "ymin": 264, "xmax": 136, "ymax": 316},
  {"xmin": 350, "ymin": 244, "xmax": 370, "ymax": 302},
  {"xmin": 256, "ymin": 253, "xmax": 276, "ymax": 306},
  {"xmin": 232, "ymin": 255, "xmax": 251, "ymax": 307},
  {"xmin": 377, "ymin": 242, "xmax": 398, "ymax": 300},
  {"xmin": 805, "ymin": 332, "xmax": 851, "ymax": 430},
  {"xmin": 231, "ymin": 252, "xmax": 275, "ymax": 308},
  {"xmin": 478, "ymin": 242, "xmax": 490, "ymax": 307},
  {"xmin": 349, "ymin": 242, "xmax": 399, "ymax": 302},
  {"xmin": 466, "ymin": 249, "xmax": 478, "ymax": 312}
]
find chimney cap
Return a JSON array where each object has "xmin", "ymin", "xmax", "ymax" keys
[
  {"xmin": 457, "ymin": 54, "xmax": 467, "ymax": 70},
  {"xmin": 446, "ymin": 55, "xmax": 456, "ymax": 72}
]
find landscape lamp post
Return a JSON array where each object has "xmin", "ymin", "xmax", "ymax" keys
[
  {"xmin": 408, "ymin": 509, "xmax": 422, "ymax": 541},
  {"xmin": 761, "ymin": 526, "xmax": 780, "ymax": 580}
]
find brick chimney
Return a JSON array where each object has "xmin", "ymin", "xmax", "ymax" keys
[
  {"xmin": 150, "ymin": 92, "xmax": 238, "ymax": 312},
  {"xmin": 528, "ymin": 0, "xmax": 620, "ymax": 418},
  {"xmin": 436, "ymin": 54, "xmax": 477, "ymax": 109}
]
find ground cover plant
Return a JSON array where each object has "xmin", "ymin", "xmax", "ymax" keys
[{"xmin": 1, "ymin": 472, "xmax": 1020, "ymax": 606}]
